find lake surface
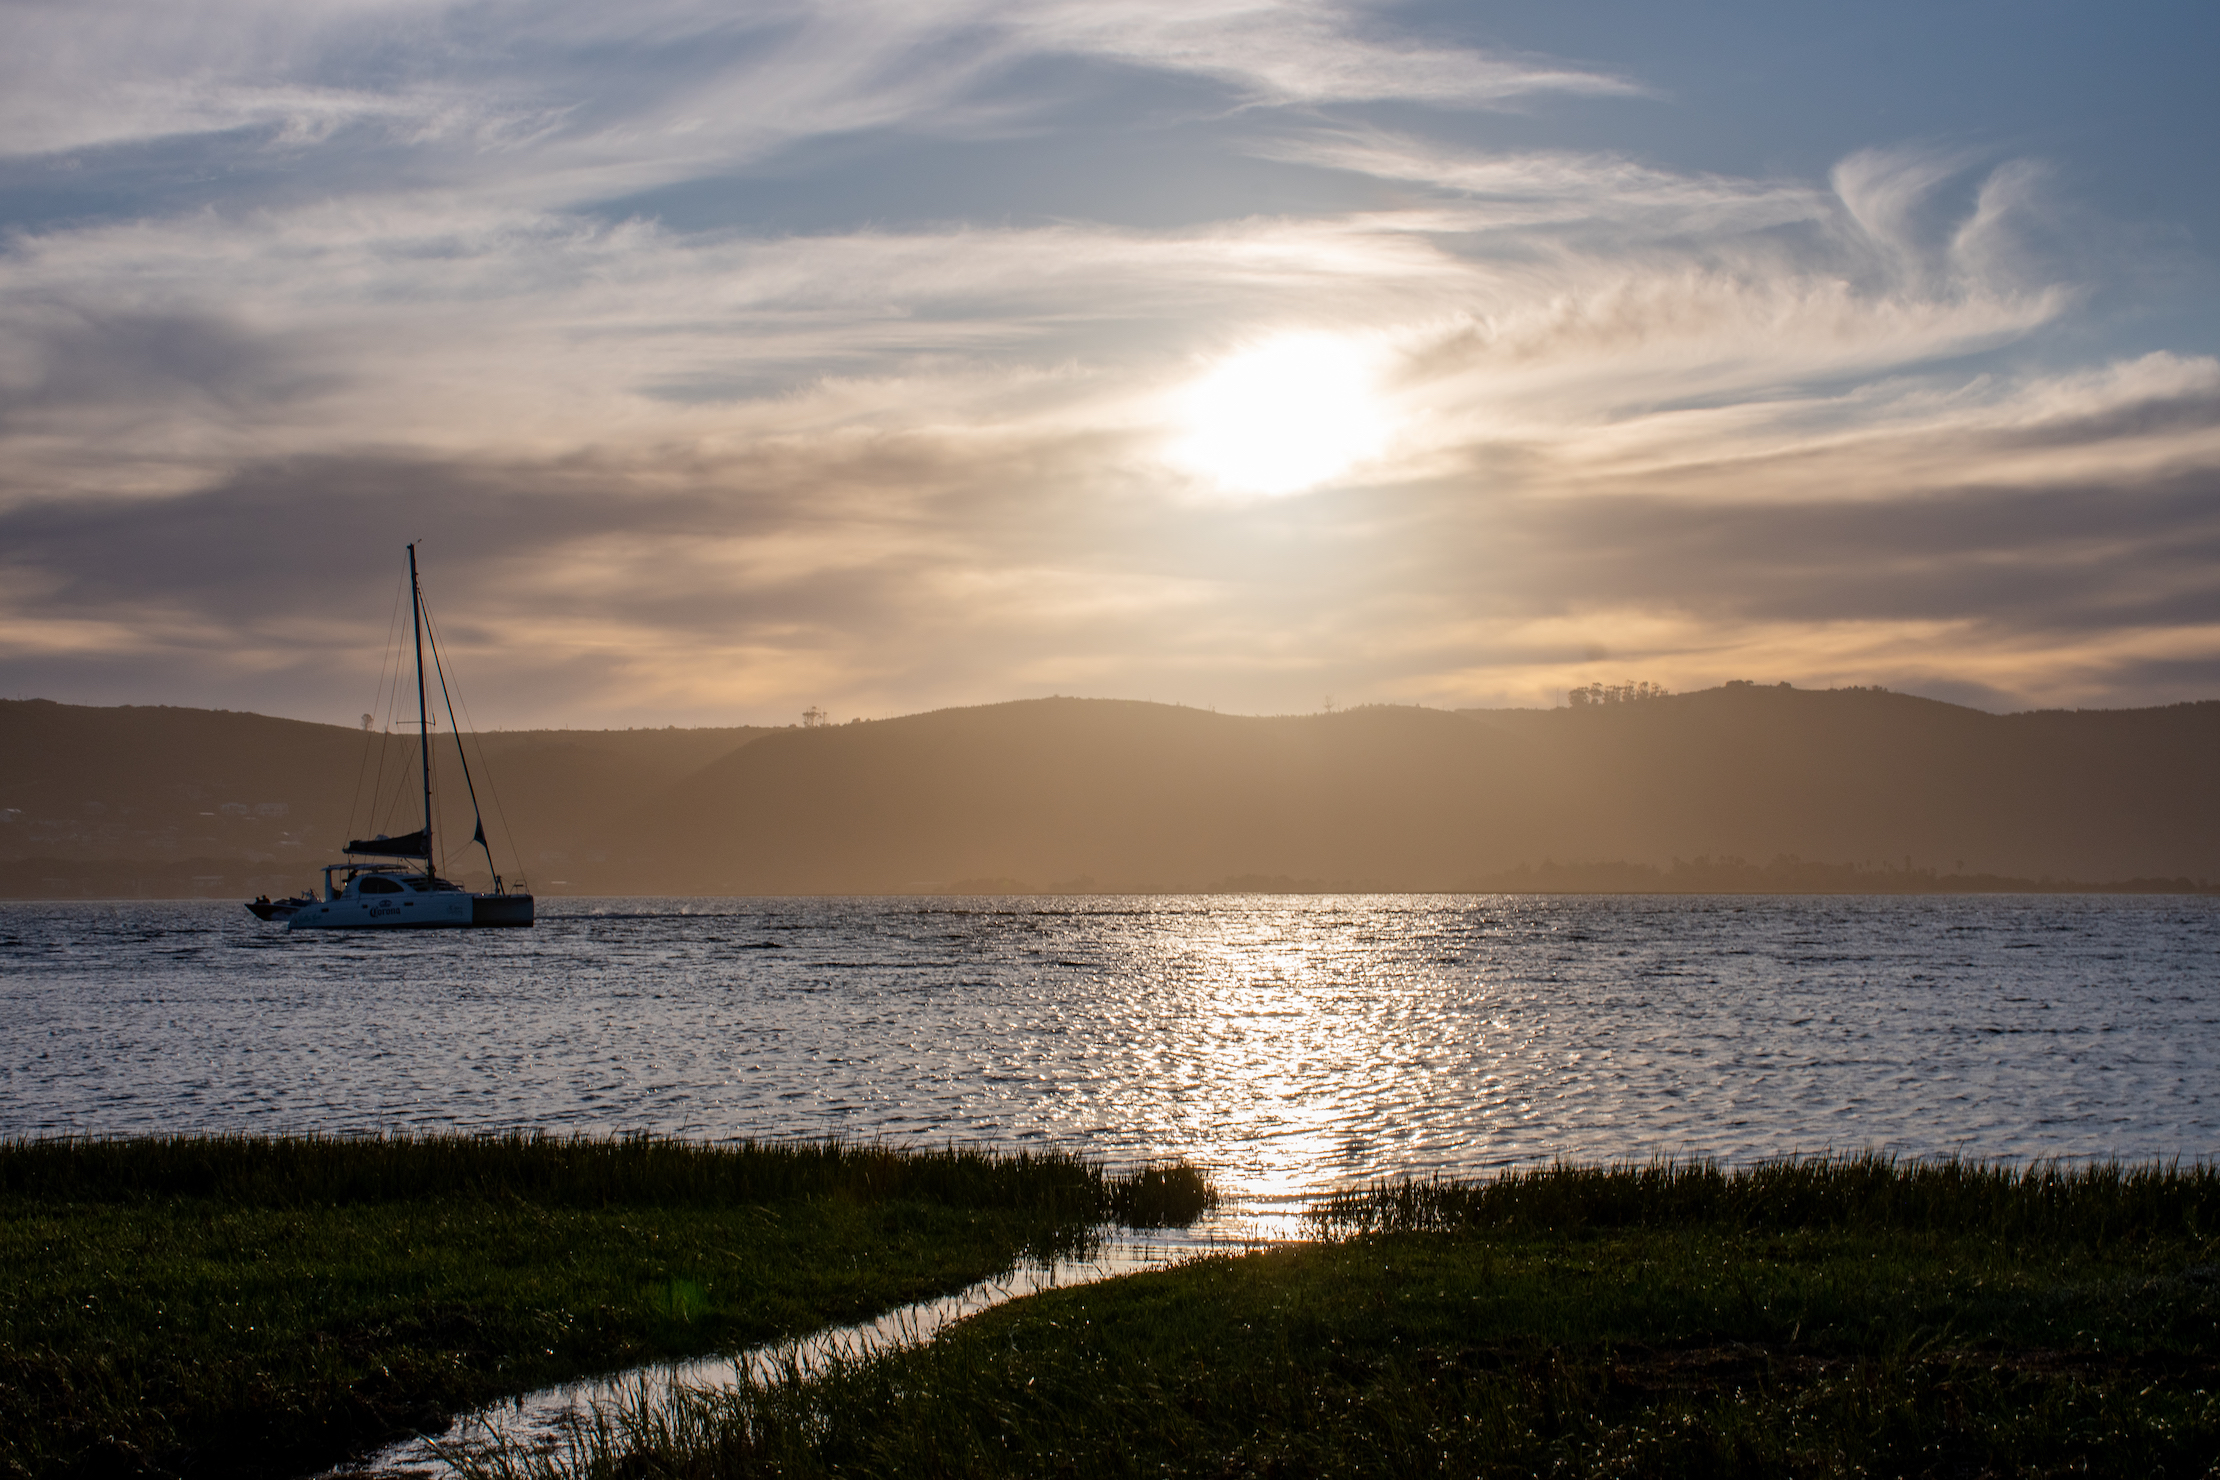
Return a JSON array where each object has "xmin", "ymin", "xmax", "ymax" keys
[{"xmin": 4, "ymin": 895, "xmax": 2216, "ymax": 1217}]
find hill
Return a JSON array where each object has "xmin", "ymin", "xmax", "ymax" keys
[
  {"xmin": 622, "ymin": 688, "xmax": 2220, "ymax": 893},
  {"xmin": 0, "ymin": 699, "xmax": 767, "ymax": 897},
  {"xmin": 4, "ymin": 686, "xmax": 2218, "ymax": 897}
]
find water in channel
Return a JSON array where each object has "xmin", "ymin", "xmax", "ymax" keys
[{"xmin": 324, "ymin": 1228, "xmax": 1251, "ymax": 1478}]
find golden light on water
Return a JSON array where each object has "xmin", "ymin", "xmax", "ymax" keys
[{"xmin": 1171, "ymin": 333, "xmax": 1392, "ymax": 494}]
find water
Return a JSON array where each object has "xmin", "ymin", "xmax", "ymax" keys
[
  {"xmin": 328, "ymin": 1228, "xmax": 1243, "ymax": 1478},
  {"xmin": 6, "ymin": 894, "xmax": 2217, "ymax": 1212},
  {"xmin": 10, "ymin": 893, "xmax": 2216, "ymax": 1474}
]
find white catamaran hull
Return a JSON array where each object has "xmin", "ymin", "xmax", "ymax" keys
[
  {"xmin": 287, "ymin": 888, "xmax": 535, "ymax": 930},
  {"xmin": 289, "ymin": 892, "xmax": 473, "ymax": 929}
]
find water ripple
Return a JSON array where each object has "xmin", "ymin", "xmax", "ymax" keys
[{"xmin": 2, "ymin": 895, "xmax": 2217, "ymax": 1212}]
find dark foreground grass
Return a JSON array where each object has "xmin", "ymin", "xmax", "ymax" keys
[
  {"xmin": 0, "ymin": 1133, "xmax": 1211, "ymax": 1480},
  {"xmin": 463, "ymin": 1156, "xmax": 2220, "ymax": 1479}
]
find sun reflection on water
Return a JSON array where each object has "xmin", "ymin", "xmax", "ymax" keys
[{"xmin": 7, "ymin": 894, "xmax": 2220, "ymax": 1227}]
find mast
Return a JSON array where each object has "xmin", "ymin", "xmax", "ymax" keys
[{"xmin": 408, "ymin": 542, "xmax": 433, "ymax": 876}]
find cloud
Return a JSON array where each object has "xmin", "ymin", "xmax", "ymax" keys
[
  {"xmin": 6, "ymin": 340, "xmax": 2218, "ymax": 722},
  {"xmin": 0, "ymin": 308, "xmax": 336, "ymax": 426},
  {"xmin": 1255, "ymin": 131, "xmax": 1827, "ymax": 237},
  {"xmin": 1001, "ymin": 1, "xmax": 1639, "ymax": 109},
  {"xmin": 0, "ymin": 138, "xmax": 2076, "ymax": 499},
  {"xmin": 0, "ymin": 3, "xmax": 2213, "ymax": 720},
  {"xmin": 0, "ymin": 0, "xmax": 1629, "ymax": 215}
]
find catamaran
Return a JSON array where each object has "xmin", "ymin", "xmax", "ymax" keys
[{"xmin": 253, "ymin": 545, "xmax": 534, "ymax": 930}]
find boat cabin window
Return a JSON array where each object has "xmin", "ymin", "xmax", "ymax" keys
[{"xmin": 358, "ymin": 876, "xmax": 405, "ymax": 894}]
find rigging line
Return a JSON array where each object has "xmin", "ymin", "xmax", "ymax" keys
[
  {"xmin": 419, "ymin": 593, "xmax": 497, "ymax": 885},
  {"xmin": 372, "ymin": 573, "xmax": 427, "ymax": 847},
  {"xmin": 421, "ymin": 599, "xmax": 528, "ymax": 884},
  {"xmin": 353, "ymin": 577, "xmax": 403, "ymax": 839},
  {"xmin": 347, "ymin": 576, "xmax": 408, "ymax": 847},
  {"xmin": 381, "ymin": 655, "xmax": 417, "ymax": 839},
  {"xmin": 379, "ymin": 586, "xmax": 422, "ymax": 842},
  {"xmin": 373, "ymin": 616, "xmax": 411, "ymax": 841}
]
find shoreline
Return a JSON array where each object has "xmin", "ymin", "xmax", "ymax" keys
[{"xmin": 8, "ymin": 878, "xmax": 2220, "ymax": 902}]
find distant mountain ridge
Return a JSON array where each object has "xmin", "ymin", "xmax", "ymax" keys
[{"xmin": 4, "ymin": 687, "xmax": 2218, "ymax": 897}]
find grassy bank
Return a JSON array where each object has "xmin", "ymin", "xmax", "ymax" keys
[
  {"xmin": 0, "ymin": 1132, "xmax": 1211, "ymax": 1480},
  {"xmin": 465, "ymin": 1157, "xmax": 2220, "ymax": 1479}
]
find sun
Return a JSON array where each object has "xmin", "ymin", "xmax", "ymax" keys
[{"xmin": 1171, "ymin": 333, "xmax": 1390, "ymax": 494}]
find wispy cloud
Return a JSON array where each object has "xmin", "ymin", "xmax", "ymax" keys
[
  {"xmin": 0, "ymin": 1, "xmax": 1630, "ymax": 201},
  {"xmin": 1001, "ymin": 0, "xmax": 1640, "ymax": 108},
  {"xmin": 0, "ymin": 2, "xmax": 2212, "ymax": 721}
]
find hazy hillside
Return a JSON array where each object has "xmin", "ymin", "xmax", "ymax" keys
[
  {"xmin": 5, "ymin": 686, "xmax": 2219, "ymax": 897},
  {"xmin": 0, "ymin": 699, "xmax": 767, "ymax": 895},
  {"xmin": 618, "ymin": 688, "xmax": 2220, "ymax": 894},
  {"xmin": 1466, "ymin": 684, "xmax": 2220, "ymax": 883},
  {"xmin": 627, "ymin": 700, "xmax": 1531, "ymax": 894}
]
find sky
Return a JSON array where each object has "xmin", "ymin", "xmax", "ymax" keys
[{"xmin": 3, "ymin": 1, "xmax": 2218, "ymax": 729}]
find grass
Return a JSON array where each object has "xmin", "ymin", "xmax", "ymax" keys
[
  {"xmin": 1306, "ymin": 1155, "xmax": 2220, "ymax": 1243},
  {"xmin": 0, "ymin": 1132, "xmax": 1210, "ymax": 1480},
  {"xmin": 456, "ymin": 1155, "xmax": 2220, "ymax": 1479}
]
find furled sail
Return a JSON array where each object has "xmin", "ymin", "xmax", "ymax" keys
[{"xmin": 345, "ymin": 829, "xmax": 431, "ymax": 858}]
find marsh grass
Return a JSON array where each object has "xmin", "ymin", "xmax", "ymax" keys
[
  {"xmin": 0, "ymin": 1133, "xmax": 1208, "ymax": 1480},
  {"xmin": 1309, "ymin": 1152, "xmax": 2220, "ymax": 1243},
  {"xmin": 457, "ymin": 1157, "xmax": 2220, "ymax": 1479},
  {"xmin": 1106, "ymin": 1160, "xmax": 1214, "ymax": 1229},
  {"xmin": 0, "ymin": 1130, "xmax": 1156, "ymax": 1217}
]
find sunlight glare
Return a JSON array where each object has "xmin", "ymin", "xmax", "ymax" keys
[{"xmin": 1173, "ymin": 334, "xmax": 1391, "ymax": 494}]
